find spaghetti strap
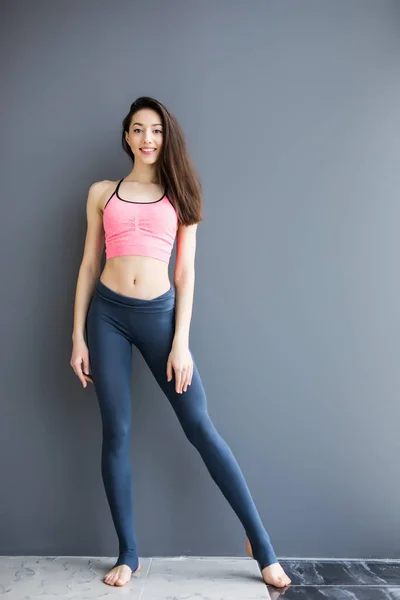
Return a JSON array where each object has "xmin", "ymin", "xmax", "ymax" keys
[
  {"xmin": 115, "ymin": 177, "xmax": 124, "ymax": 196},
  {"xmin": 103, "ymin": 179, "xmax": 123, "ymax": 212}
]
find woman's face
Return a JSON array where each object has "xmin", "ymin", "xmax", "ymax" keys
[{"xmin": 125, "ymin": 108, "xmax": 163, "ymax": 162}]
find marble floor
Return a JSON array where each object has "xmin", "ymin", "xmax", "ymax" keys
[{"xmin": 1, "ymin": 556, "xmax": 400, "ymax": 599}]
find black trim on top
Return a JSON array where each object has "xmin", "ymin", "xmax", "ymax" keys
[
  {"xmin": 116, "ymin": 177, "xmax": 166, "ymax": 204},
  {"xmin": 103, "ymin": 179, "xmax": 123, "ymax": 212}
]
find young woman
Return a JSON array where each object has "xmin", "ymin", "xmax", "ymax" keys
[{"xmin": 70, "ymin": 96, "xmax": 291, "ymax": 590}]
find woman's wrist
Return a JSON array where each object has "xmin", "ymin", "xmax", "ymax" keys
[
  {"xmin": 173, "ymin": 333, "xmax": 189, "ymax": 346},
  {"xmin": 72, "ymin": 331, "xmax": 85, "ymax": 342}
]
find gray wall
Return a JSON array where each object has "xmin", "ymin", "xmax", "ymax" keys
[{"xmin": 2, "ymin": 0, "xmax": 399, "ymax": 562}]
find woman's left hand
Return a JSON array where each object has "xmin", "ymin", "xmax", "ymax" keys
[{"xmin": 167, "ymin": 340, "xmax": 193, "ymax": 393}]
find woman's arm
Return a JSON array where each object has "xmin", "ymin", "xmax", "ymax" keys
[
  {"xmin": 72, "ymin": 263, "xmax": 99, "ymax": 342},
  {"xmin": 172, "ymin": 223, "xmax": 198, "ymax": 346},
  {"xmin": 72, "ymin": 182, "xmax": 106, "ymax": 342}
]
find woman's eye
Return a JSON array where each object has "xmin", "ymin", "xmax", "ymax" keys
[{"xmin": 133, "ymin": 128, "xmax": 162, "ymax": 134}]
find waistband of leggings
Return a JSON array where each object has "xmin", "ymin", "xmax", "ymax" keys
[{"xmin": 95, "ymin": 277, "xmax": 175, "ymax": 309}]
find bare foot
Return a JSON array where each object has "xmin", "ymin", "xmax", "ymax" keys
[
  {"xmin": 103, "ymin": 562, "xmax": 141, "ymax": 586},
  {"xmin": 245, "ymin": 538, "xmax": 291, "ymax": 588}
]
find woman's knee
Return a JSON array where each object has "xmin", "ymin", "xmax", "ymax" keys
[
  {"xmin": 102, "ymin": 418, "xmax": 131, "ymax": 447},
  {"xmin": 182, "ymin": 413, "xmax": 216, "ymax": 447}
]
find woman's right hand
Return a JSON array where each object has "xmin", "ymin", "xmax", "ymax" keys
[{"xmin": 70, "ymin": 338, "xmax": 94, "ymax": 388}]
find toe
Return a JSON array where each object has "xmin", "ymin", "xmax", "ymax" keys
[{"xmin": 273, "ymin": 576, "xmax": 285, "ymax": 588}]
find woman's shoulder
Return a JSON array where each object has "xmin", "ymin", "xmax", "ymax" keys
[
  {"xmin": 89, "ymin": 180, "xmax": 119, "ymax": 212},
  {"xmin": 90, "ymin": 179, "xmax": 119, "ymax": 195}
]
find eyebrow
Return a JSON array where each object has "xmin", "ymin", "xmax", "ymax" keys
[{"xmin": 132, "ymin": 122, "xmax": 163, "ymax": 127}]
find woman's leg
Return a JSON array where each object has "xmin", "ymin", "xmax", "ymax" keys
[
  {"xmin": 86, "ymin": 296, "xmax": 139, "ymax": 573},
  {"xmin": 134, "ymin": 308, "xmax": 278, "ymax": 571}
]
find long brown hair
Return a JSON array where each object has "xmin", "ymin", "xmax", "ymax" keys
[{"xmin": 121, "ymin": 96, "xmax": 203, "ymax": 226}]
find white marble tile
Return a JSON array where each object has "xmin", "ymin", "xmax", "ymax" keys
[
  {"xmin": 141, "ymin": 557, "xmax": 268, "ymax": 599},
  {"xmin": 0, "ymin": 556, "xmax": 149, "ymax": 599}
]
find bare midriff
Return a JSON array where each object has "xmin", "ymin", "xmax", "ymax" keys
[
  {"xmin": 100, "ymin": 255, "xmax": 171, "ymax": 300},
  {"xmin": 98, "ymin": 182, "xmax": 173, "ymax": 301}
]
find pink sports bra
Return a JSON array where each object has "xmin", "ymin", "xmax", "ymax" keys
[{"xmin": 103, "ymin": 178, "xmax": 178, "ymax": 264}]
